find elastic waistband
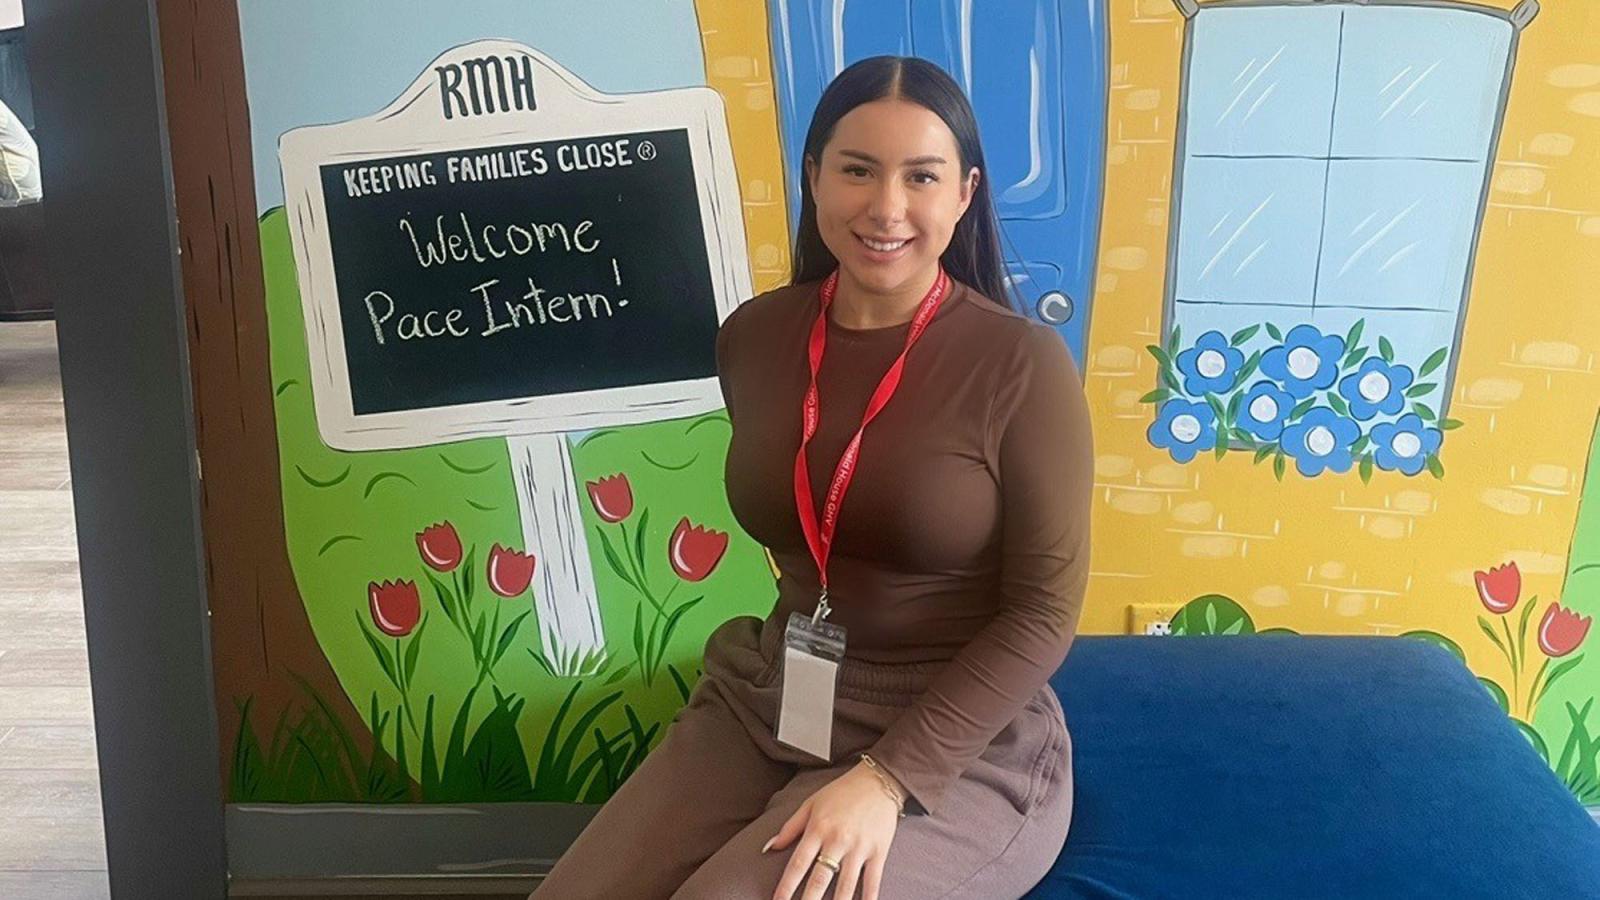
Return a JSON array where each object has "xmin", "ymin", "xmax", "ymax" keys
[{"xmin": 757, "ymin": 612, "xmax": 949, "ymax": 700}]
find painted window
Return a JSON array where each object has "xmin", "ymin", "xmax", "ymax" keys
[{"xmin": 1147, "ymin": 2, "xmax": 1524, "ymax": 480}]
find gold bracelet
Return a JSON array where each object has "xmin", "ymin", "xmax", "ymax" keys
[{"xmin": 859, "ymin": 754, "xmax": 908, "ymax": 818}]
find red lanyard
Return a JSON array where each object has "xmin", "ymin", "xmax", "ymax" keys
[{"xmin": 793, "ymin": 266, "xmax": 950, "ymax": 624}]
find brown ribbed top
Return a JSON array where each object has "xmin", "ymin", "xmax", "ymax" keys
[{"xmin": 714, "ymin": 276, "xmax": 1093, "ymax": 815}]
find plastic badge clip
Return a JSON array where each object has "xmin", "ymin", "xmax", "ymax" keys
[{"xmin": 811, "ymin": 588, "xmax": 831, "ymax": 627}]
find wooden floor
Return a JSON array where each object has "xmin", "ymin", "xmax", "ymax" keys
[{"xmin": 0, "ymin": 321, "xmax": 110, "ymax": 898}]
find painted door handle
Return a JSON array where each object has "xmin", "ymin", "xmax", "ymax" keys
[{"xmin": 1036, "ymin": 290, "xmax": 1074, "ymax": 325}]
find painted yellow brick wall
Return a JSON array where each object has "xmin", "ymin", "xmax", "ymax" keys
[
  {"xmin": 696, "ymin": 1, "xmax": 1600, "ymax": 718},
  {"xmin": 1086, "ymin": 0, "xmax": 1600, "ymax": 695},
  {"xmin": 693, "ymin": 0, "xmax": 792, "ymax": 295}
]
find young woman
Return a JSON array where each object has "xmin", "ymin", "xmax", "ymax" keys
[{"xmin": 533, "ymin": 55, "xmax": 1093, "ymax": 900}]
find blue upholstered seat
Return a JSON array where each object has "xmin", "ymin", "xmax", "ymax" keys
[{"xmin": 1024, "ymin": 636, "xmax": 1600, "ymax": 898}]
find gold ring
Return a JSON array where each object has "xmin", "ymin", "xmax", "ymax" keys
[{"xmin": 814, "ymin": 854, "xmax": 841, "ymax": 872}]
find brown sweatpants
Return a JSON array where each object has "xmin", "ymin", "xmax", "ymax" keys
[{"xmin": 531, "ymin": 614, "xmax": 1073, "ymax": 899}]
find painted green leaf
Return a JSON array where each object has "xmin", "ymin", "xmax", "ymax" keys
[
  {"xmin": 632, "ymin": 508, "xmax": 652, "ymax": 590},
  {"xmin": 667, "ymin": 664, "xmax": 694, "ymax": 704},
  {"xmin": 424, "ymin": 570, "xmax": 458, "ymax": 628},
  {"xmin": 602, "ymin": 660, "xmax": 637, "ymax": 686},
  {"xmin": 658, "ymin": 597, "xmax": 703, "ymax": 663},
  {"xmin": 1379, "ymin": 336, "xmax": 1395, "ymax": 362},
  {"xmin": 630, "ymin": 603, "xmax": 645, "ymax": 669},
  {"xmin": 595, "ymin": 526, "xmax": 641, "ymax": 593},
  {"xmin": 1345, "ymin": 319, "xmax": 1365, "ymax": 352},
  {"xmin": 1141, "ymin": 388, "xmax": 1171, "ymax": 404},
  {"xmin": 1426, "ymin": 454, "xmax": 1445, "ymax": 479},
  {"xmin": 492, "ymin": 610, "xmax": 532, "ymax": 666},
  {"xmin": 358, "ymin": 614, "xmax": 398, "ymax": 688},
  {"xmin": 1419, "ymin": 346, "xmax": 1449, "ymax": 377},
  {"xmin": 1206, "ymin": 394, "xmax": 1228, "ymax": 427},
  {"xmin": 403, "ymin": 615, "xmax": 427, "ymax": 683},
  {"xmin": 1237, "ymin": 349, "xmax": 1263, "ymax": 386},
  {"xmin": 1171, "ymin": 594, "xmax": 1255, "ymax": 636},
  {"xmin": 1478, "ymin": 616, "xmax": 1510, "ymax": 655},
  {"xmin": 460, "ymin": 545, "xmax": 477, "ymax": 606},
  {"xmin": 1266, "ymin": 322, "xmax": 1283, "ymax": 341},
  {"xmin": 1517, "ymin": 599, "xmax": 1539, "ymax": 667},
  {"xmin": 1230, "ymin": 324, "xmax": 1260, "ymax": 346},
  {"xmin": 1538, "ymin": 654, "xmax": 1587, "ymax": 706}
]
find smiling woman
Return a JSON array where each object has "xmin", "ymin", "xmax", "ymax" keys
[{"xmin": 533, "ymin": 55, "xmax": 1089, "ymax": 900}]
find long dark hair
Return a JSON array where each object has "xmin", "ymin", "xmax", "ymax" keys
[{"xmin": 790, "ymin": 55, "xmax": 1020, "ymax": 315}]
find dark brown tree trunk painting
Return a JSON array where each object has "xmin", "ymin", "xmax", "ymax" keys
[{"xmin": 153, "ymin": 0, "xmax": 393, "ymax": 799}]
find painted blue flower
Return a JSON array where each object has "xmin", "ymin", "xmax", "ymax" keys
[
  {"xmin": 1176, "ymin": 330, "xmax": 1244, "ymax": 396},
  {"xmin": 1338, "ymin": 357, "xmax": 1414, "ymax": 421},
  {"xmin": 1147, "ymin": 398, "xmax": 1217, "ymax": 463},
  {"xmin": 1279, "ymin": 407, "xmax": 1361, "ymax": 477},
  {"xmin": 1370, "ymin": 414, "xmax": 1442, "ymax": 476},
  {"xmin": 1260, "ymin": 324, "xmax": 1344, "ymax": 399},
  {"xmin": 1237, "ymin": 381, "xmax": 1296, "ymax": 442}
]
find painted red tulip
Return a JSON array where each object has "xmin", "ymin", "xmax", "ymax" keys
[
  {"xmin": 1538, "ymin": 604, "xmax": 1592, "ymax": 658},
  {"xmin": 415, "ymin": 521, "xmax": 463, "ymax": 573},
  {"xmin": 487, "ymin": 543, "xmax": 536, "ymax": 598},
  {"xmin": 1474, "ymin": 562, "xmax": 1521, "ymax": 614},
  {"xmin": 586, "ymin": 474, "xmax": 635, "ymax": 523},
  {"xmin": 369, "ymin": 580, "xmax": 421, "ymax": 637},
  {"xmin": 668, "ymin": 517, "xmax": 728, "ymax": 582}
]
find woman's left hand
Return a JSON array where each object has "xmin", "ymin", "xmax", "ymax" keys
[{"xmin": 763, "ymin": 761, "xmax": 903, "ymax": 900}]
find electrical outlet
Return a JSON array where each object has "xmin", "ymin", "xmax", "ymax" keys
[{"xmin": 1128, "ymin": 603, "xmax": 1182, "ymax": 636}]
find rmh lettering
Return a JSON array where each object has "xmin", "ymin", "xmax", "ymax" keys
[{"xmin": 437, "ymin": 54, "xmax": 536, "ymax": 120}]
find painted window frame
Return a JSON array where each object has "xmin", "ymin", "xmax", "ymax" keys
[{"xmin": 1147, "ymin": 0, "xmax": 1539, "ymax": 478}]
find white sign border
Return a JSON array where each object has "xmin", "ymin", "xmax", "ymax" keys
[{"xmin": 280, "ymin": 40, "xmax": 752, "ymax": 452}]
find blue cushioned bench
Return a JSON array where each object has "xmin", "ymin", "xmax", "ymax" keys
[{"xmin": 1024, "ymin": 636, "xmax": 1600, "ymax": 898}]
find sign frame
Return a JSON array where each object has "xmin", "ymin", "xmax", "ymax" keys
[{"xmin": 280, "ymin": 40, "xmax": 751, "ymax": 452}]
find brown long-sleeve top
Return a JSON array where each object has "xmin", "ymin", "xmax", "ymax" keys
[{"xmin": 714, "ymin": 275, "xmax": 1094, "ymax": 816}]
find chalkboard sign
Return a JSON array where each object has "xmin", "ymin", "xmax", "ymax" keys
[
  {"xmin": 280, "ymin": 41, "xmax": 751, "ymax": 451},
  {"xmin": 319, "ymin": 127, "xmax": 717, "ymax": 415}
]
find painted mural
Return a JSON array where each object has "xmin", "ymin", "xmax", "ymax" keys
[{"xmin": 216, "ymin": 0, "xmax": 1600, "ymax": 808}]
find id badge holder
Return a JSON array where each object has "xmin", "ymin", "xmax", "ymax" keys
[{"xmin": 775, "ymin": 609, "xmax": 846, "ymax": 761}]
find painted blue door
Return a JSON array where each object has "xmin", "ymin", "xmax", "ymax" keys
[{"xmin": 767, "ymin": 0, "xmax": 1107, "ymax": 363}]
